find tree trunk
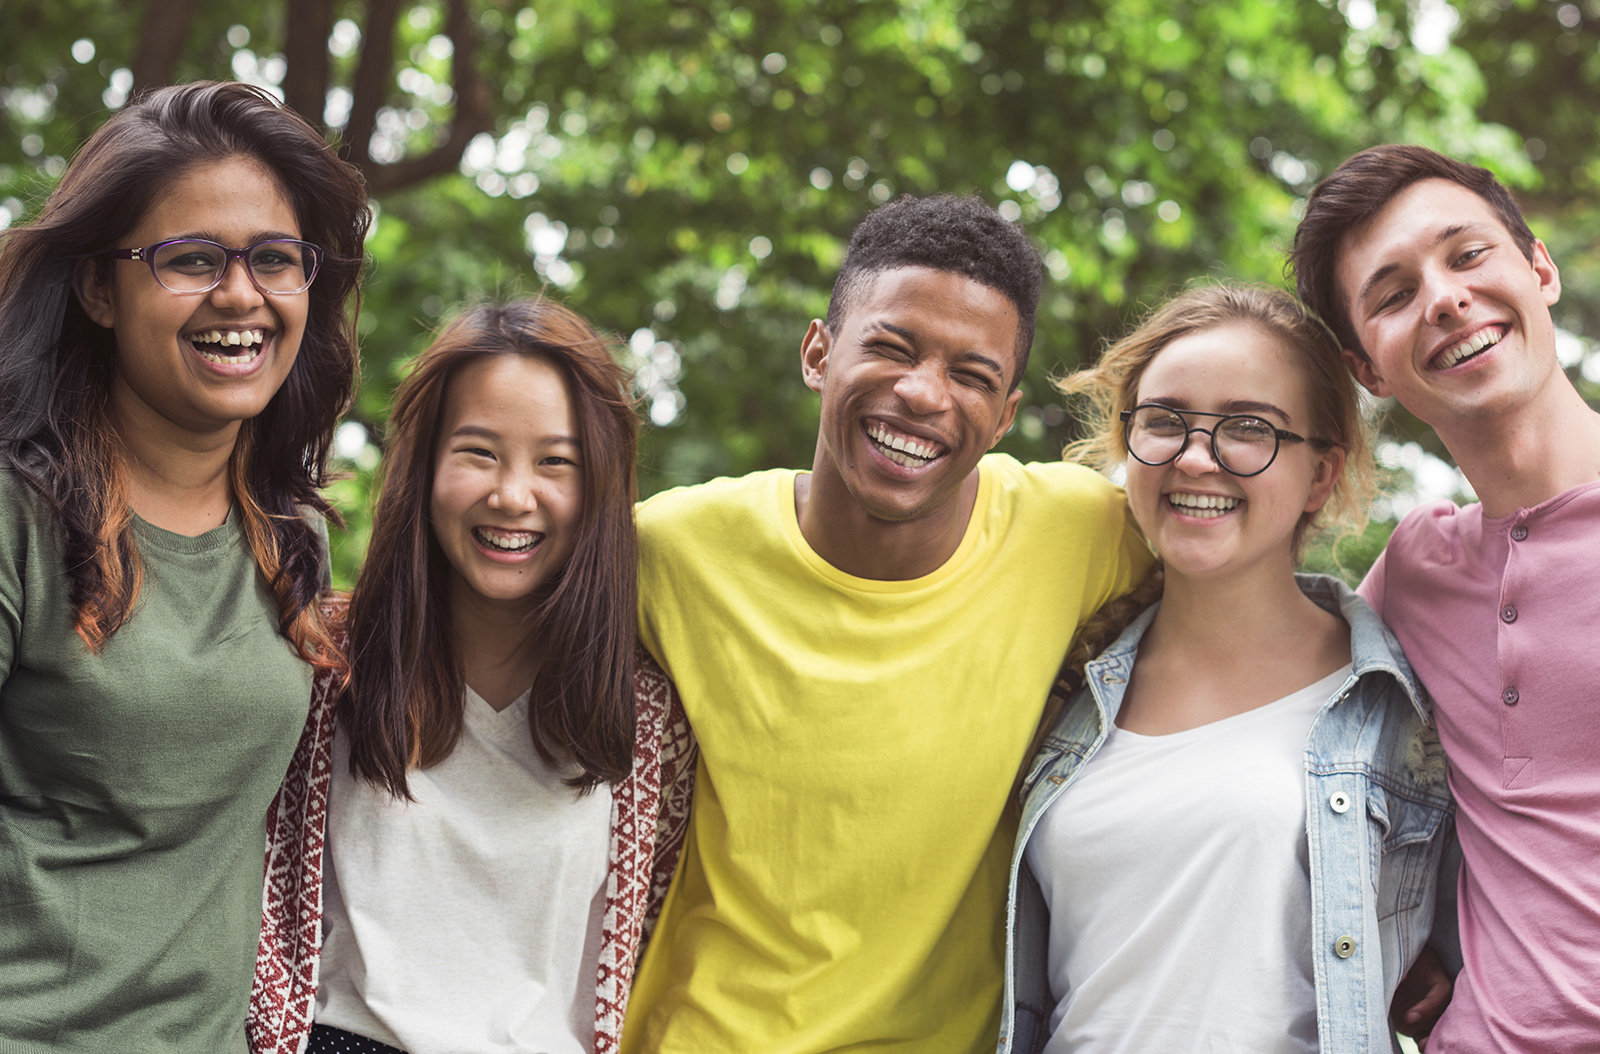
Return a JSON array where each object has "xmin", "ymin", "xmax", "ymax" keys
[
  {"xmin": 343, "ymin": 0, "xmax": 402, "ymax": 167},
  {"xmin": 282, "ymin": 0, "xmax": 335, "ymax": 132},
  {"xmin": 131, "ymin": 0, "xmax": 198, "ymax": 92},
  {"xmin": 357, "ymin": 0, "xmax": 495, "ymax": 195}
]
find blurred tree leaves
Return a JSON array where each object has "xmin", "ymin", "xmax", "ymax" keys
[{"xmin": 4, "ymin": 0, "xmax": 1598, "ymax": 586}]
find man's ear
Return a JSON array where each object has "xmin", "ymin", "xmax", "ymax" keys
[
  {"xmin": 1531, "ymin": 238, "xmax": 1562, "ymax": 307},
  {"xmin": 1340, "ymin": 347, "xmax": 1391, "ymax": 399},
  {"xmin": 800, "ymin": 319, "xmax": 830, "ymax": 394},
  {"xmin": 989, "ymin": 389, "xmax": 1022, "ymax": 448},
  {"xmin": 73, "ymin": 259, "xmax": 117, "ymax": 329}
]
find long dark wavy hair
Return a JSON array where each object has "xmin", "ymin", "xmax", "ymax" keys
[
  {"xmin": 341, "ymin": 298, "xmax": 640, "ymax": 798},
  {"xmin": 0, "ymin": 81, "xmax": 369, "ymax": 666}
]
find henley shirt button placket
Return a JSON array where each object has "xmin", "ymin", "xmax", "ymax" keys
[{"xmin": 1499, "ymin": 520, "xmax": 1526, "ymax": 717}]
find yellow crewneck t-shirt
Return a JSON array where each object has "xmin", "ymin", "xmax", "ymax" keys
[{"xmin": 624, "ymin": 454, "xmax": 1149, "ymax": 1054}]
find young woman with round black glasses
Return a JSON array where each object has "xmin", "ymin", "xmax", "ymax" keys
[{"xmin": 1000, "ymin": 285, "xmax": 1455, "ymax": 1053}]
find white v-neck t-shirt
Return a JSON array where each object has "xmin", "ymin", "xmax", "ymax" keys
[
  {"xmin": 315, "ymin": 685, "xmax": 613, "ymax": 1054},
  {"xmin": 1025, "ymin": 665, "xmax": 1351, "ymax": 1054}
]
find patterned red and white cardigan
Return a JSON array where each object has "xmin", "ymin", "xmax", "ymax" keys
[{"xmin": 244, "ymin": 649, "xmax": 697, "ymax": 1054}]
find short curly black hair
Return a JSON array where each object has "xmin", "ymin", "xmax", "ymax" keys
[{"xmin": 825, "ymin": 194, "xmax": 1043, "ymax": 389}]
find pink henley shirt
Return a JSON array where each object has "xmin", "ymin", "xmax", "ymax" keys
[{"xmin": 1362, "ymin": 481, "xmax": 1600, "ymax": 1051}]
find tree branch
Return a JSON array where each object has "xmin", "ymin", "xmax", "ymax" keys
[
  {"xmin": 342, "ymin": 0, "xmax": 402, "ymax": 167},
  {"xmin": 359, "ymin": 0, "xmax": 496, "ymax": 196},
  {"xmin": 132, "ymin": 0, "xmax": 198, "ymax": 92},
  {"xmin": 282, "ymin": 0, "xmax": 334, "ymax": 132}
]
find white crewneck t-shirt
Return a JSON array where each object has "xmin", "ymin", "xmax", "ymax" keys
[
  {"xmin": 315, "ymin": 685, "xmax": 613, "ymax": 1054},
  {"xmin": 1025, "ymin": 665, "xmax": 1351, "ymax": 1054}
]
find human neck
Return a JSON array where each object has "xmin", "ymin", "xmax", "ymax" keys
[
  {"xmin": 448, "ymin": 585, "xmax": 542, "ymax": 712},
  {"xmin": 1116, "ymin": 558, "xmax": 1349, "ymax": 737},
  {"xmin": 1436, "ymin": 385, "xmax": 1600, "ymax": 517},
  {"xmin": 794, "ymin": 467, "xmax": 979, "ymax": 581},
  {"xmin": 112, "ymin": 410, "xmax": 240, "ymax": 537},
  {"xmin": 1149, "ymin": 559, "xmax": 1329, "ymax": 664}
]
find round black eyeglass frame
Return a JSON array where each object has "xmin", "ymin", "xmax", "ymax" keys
[
  {"xmin": 1120, "ymin": 404, "xmax": 1309, "ymax": 478},
  {"xmin": 105, "ymin": 237, "xmax": 324, "ymax": 295}
]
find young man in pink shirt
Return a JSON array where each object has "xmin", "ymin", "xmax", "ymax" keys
[{"xmin": 1292, "ymin": 145, "xmax": 1600, "ymax": 1051}]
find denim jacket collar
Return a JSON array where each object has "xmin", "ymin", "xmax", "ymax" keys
[{"xmin": 1076, "ymin": 573, "xmax": 1428, "ymax": 732}]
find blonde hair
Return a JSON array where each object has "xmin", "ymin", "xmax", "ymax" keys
[{"xmin": 1059, "ymin": 282, "xmax": 1374, "ymax": 554}]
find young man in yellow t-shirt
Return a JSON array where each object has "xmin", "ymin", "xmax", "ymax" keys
[{"xmin": 623, "ymin": 195, "xmax": 1150, "ymax": 1054}]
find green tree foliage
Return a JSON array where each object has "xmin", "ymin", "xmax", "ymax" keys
[{"xmin": 4, "ymin": 0, "xmax": 1597, "ymax": 584}]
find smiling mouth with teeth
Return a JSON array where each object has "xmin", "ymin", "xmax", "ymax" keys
[
  {"xmin": 1167, "ymin": 493, "xmax": 1242, "ymax": 518},
  {"xmin": 473, "ymin": 527, "xmax": 543, "ymax": 553},
  {"xmin": 188, "ymin": 328, "xmax": 267, "ymax": 365},
  {"xmin": 1434, "ymin": 327, "xmax": 1503, "ymax": 370},
  {"xmin": 866, "ymin": 422, "xmax": 946, "ymax": 468}
]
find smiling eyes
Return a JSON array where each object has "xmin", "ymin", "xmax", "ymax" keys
[
  {"xmin": 868, "ymin": 341, "xmax": 998, "ymax": 390},
  {"xmin": 1139, "ymin": 412, "xmax": 1276, "ymax": 442},
  {"xmin": 1370, "ymin": 246, "xmax": 1491, "ymax": 315},
  {"xmin": 454, "ymin": 445, "xmax": 578, "ymax": 468},
  {"xmin": 1375, "ymin": 288, "xmax": 1409, "ymax": 312}
]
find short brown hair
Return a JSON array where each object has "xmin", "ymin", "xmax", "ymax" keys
[
  {"xmin": 1289, "ymin": 144, "xmax": 1537, "ymax": 359},
  {"xmin": 341, "ymin": 297, "xmax": 639, "ymax": 798}
]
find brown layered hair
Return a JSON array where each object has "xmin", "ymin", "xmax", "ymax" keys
[
  {"xmin": 0, "ymin": 81, "xmax": 368, "ymax": 667},
  {"xmin": 1289, "ymin": 144, "xmax": 1537, "ymax": 360},
  {"xmin": 341, "ymin": 298, "xmax": 640, "ymax": 798}
]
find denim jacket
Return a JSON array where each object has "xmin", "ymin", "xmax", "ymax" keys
[{"xmin": 999, "ymin": 574, "xmax": 1454, "ymax": 1054}]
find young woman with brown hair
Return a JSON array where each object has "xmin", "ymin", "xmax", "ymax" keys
[
  {"xmin": 304, "ymin": 298, "xmax": 694, "ymax": 1054},
  {"xmin": 0, "ymin": 81, "xmax": 367, "ymax": 1052},
  {"xmin": 999, "ymin": 285, "xmax": 1454, "ymax": 1053}
]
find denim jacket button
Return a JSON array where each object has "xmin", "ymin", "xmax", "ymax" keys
[
  {"xmin": 1334, "ymin": 936, "xmax": 1357, "ymax": 958},
  {"xmin": 1329, "ymin": 792, "xmax": 1351, "ymax": 814}
]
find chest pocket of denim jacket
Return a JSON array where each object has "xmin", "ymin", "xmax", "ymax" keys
[{"xmin": 1367, "ymin": 785, "xmax": 1448, "ymax": 921}]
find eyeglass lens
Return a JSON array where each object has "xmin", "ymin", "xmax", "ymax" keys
[
  {"xmin": 1127, "ymin": 406, "xmax": 1280, "ymax": 475},
  {"xmin": 151, "ymin": 240, "xmax": 318, "ymax": 294}
]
